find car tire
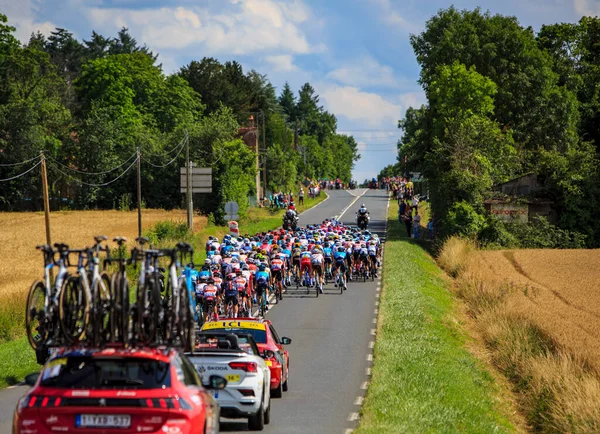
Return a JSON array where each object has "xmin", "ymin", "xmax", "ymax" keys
[
  {"xmin": 283, "ymin": 372, "xmax": 289, "ymax": 392},
  {"xmin": 264, "ymin": 399, "xmax": 271, "ymax": 425},
  {"xmin": 272, "ymin": 376, "xmax": 283, "ymax": 398},
  {"xmin": 248, "ymin": 400, "xmax": 265, "ymax": 431}
]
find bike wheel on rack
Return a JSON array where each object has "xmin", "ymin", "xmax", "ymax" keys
[
  {"xmin": 25, "ymin": 280, "xmax": 48, "ymax": 350},
  {"xmin": 178, "ymin": 280, "xmax": 194, "ymax": 351},
  {"xmin": 59, "ymin": 275, "xmax": 89, "ymax": 345},
  {"xmin": 93, "ymin": 272, "xmax": 112, "ymax": 346},
  {"xmin": 137, "ymin": 277, "xmax": 160, "ymax": 345}
]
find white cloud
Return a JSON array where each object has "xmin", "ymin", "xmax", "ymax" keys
[
  {"xmin": 86, "ymin": 0, "xmax": 317, "ymax": 55},
  {"xmin": 573, "ymin": 0, "xmax": 600, "ymax": 15},
  {"xmin": 399, "ymin": 91, "xmax": 427, "ymax": 110},
  {"xmin": 369, "ymin": 0, "xmax": 423, "ymax": 33},
  {"xmin": 327, "ymin": 56, "xmax": 400, "ymax": 88},
  {"xmin": 0, "ymin": 0, "xmax": 58, "ymax": 43},
  {"xmin": 320, "ymin": 85, "xmax": 402, "ymax": 127},
  {"xmin": 264, "ymin": 54, "xmax": 297, "ymax": 72}
]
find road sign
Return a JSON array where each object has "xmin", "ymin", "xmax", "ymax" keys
[
  {"xmin": 225, "ymin": 214, "xmax": 239, "ymax": 221},
  {"xmin": 225, "ymin": 201, "xmax": 239, "ymax": 215},
  {"xmin": 180, "ymin": 166, "xmax": 212, "ymax": 193}
]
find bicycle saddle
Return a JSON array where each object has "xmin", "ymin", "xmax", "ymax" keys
[
  {"xmin": 113, "ymin": 236, "xmax": 127, "ymax": 245},
  {"xmin": 94, "ymin": 235, "xmax": 108, "ymax": 243},
  {"xmin": 53, "ymin": 243, "xmax": 69, "ymax": 251},
  {"xmin": 136, "ymin": 237, "xmax": 149, "ymax": 245},
  {"xmin": 36, "ymin": 244, "xmax": 52, "ymax": 252}
]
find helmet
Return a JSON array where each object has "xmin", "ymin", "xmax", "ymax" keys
[
  {"xmin": 337, "ymin": 246, "xmax": 345, "ymax": 252},
  {"xmin": 361, "ymin": 203, "xmax": 365, "ymax": 207},
  {"xmin": 213, "ymin": 271, "xmax": 221, "ymax": 277},
  {"xmin": 259, "ymin": 264, "xmax": 267, "ymax": 271},
  {"xmin": 207, "ymin": 278, "xmax": 215, "ymax": 284},
  {"xmin": 235, "ymin": 268, "xmax": 242, "ymax": 275},
  {"xmin": 200, "ymin": 274, "xmax": 208, "ymax": 282},
  {"xmin": 204, "ymin": 259, "xmax": 211, "ymax": 265}
]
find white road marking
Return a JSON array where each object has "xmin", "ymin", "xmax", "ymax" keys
[
  {"xmin": 361, "ymin": 381, "xmax": 369, "ymax": 390},
  {"xmin": 373, "ymin": 308, "xmax": 378, "ymax": 315},
  {"xmin": 375, "ymin": 300, "xmax": 379, "ymax": 306},
  {"xmin": 354, "ymin": 396, "xmax": 364, "ymax": 405},
  {"xmin": 335, "ymin": 189, "xmax": 368, "ymax": 221},
  {"xmin": 366, "ymin": 367, "xmax": 371, "ymax": 376},
  {"xmin": 367, "ymin": 354, "xmax": 373, "ymax": 362},
  {"xmin": 369, "ymin": 341, "xmax": 375, "ymax": 349},
  {"xmin": 370, "ymin": 328, "xmax": 376, "ymax": 336},
  {"xmin": 345, "ymin": 429, "xmax": 354, "ymax": 434},
  {"xmin": 372, "ymin": 318, "xmax": 377, "ymax": 324},
  {"xmin": 348, "ymin": 413, "xmax": 360, "ymax": 422},
  {"xmin": 376, "ymin": 293, "xmax": 380, "ymax": 299}
]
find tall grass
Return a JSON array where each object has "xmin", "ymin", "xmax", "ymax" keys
[{"xmin": 439, "ymin": 237, "xmax": 600, "ymax": 432}]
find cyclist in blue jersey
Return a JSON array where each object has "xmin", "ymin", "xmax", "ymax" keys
[
  {"xmin": 323, "ymin": 242, "xmax": 333, "ymax": 279},
  {"xmin": 255, "ymin": 264, "xmax": 270, "ymax": 313},
  {"xmin": 333, "ymin": 246, "xmax": 348, "ymax": 289}
]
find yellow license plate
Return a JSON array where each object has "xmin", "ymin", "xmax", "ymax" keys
[{"xmin": 225, "ymin": 374, "xmax": 240, "ymax": 382}]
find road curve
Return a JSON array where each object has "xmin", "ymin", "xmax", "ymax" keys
[{"xmin": 0, "ymin": 188, "xmax": 389, "ymax": 434}]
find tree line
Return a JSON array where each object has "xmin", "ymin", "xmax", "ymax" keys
[
  {"xmin": 0, "ymin": 13, "xmax": 359, "ymax": 222},
  {"xmin": 388, "ymin": 7, "xmax": 600, "ymax": 247}
]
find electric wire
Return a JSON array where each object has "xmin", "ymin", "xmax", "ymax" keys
[
  {"xmin": 46, "ymin": 152, "xmax": 137, "ymax": 176},
  {"xmin": 141, "ymin": 134, "xmax": 187, "ymax": 168},
  {"xmin": 0, "ymin": 155, "xmax": 41, "ymax": 167},
  {"xmin": 0, "ymin": 160, "xmax": 43, "ymax": 182},
  {"xmin": 48, "ymin": 156, "xmax": 139, "ymax": 187}
]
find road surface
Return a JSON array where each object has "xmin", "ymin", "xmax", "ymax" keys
[{"xmin": 0, "ymin": 188, "xmax": 389, "ymax": 434}]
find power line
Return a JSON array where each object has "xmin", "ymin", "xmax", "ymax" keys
[
  {"xmin": 0, "ymin": 155, "xmax": 41, "ymax": 167},
  {"xmin": 142, "ymin": 134, "xmax": 188, "ymax": 168},
  {"xmin": 0, "ymin": 159, "xmax": 43, "ymax": 182},
  {"xmin": 46, "ymin": 152, "xmax": 138, "ymax": 176},
  {"xmin": 49, "ymin": 156, "xmax": 139, "ymax": 187}
]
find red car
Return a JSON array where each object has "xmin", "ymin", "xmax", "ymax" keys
[
  {"xmin": 202, "ymin": 318, "xmax": 291, "ymax": 397},
  {"xmin": 13, "ymin": 347, "xmax": 226, "ymax": 434}
]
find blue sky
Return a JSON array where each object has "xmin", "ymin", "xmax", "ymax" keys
[{"xmin": 1, "ymin": 0, "xmax": 596, "ymax": 182}]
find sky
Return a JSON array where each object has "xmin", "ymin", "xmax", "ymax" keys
[{"xmin": 1, "ymin": 0, "xmax": 597, "ymax": 182}]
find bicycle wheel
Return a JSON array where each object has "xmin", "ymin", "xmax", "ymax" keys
[
  {"xmin": 178, "ymin": 279, "xmax": 194, "ymax": 351},
  {"xmin": 26, "ymin": 280, "xmax": 48, "ymax": 350},
  {"xmin": 137, "ymin": 276, "xmax": 160, "ymax": 345},
  {"xmin": 340, "ymin": 276, "xmax": 344, "ymax": 294},
  {"xmin": 59, "ymin": 275, "xmax": 89, "ymax": 345},
  {"xmin": 92, "ymin": 272, "xmax": 112, "ymax": 345}
]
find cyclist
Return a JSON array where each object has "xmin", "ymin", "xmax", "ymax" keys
[
  {"xmin": 311, "ymin": 245, "xmax": 325, "ymax": 293},
  {"xmin": 255, "ymin": 264, "xmax": 270, "ymax": 314},
  {"xmin": 234, "ymin": 269, "xmax": 249, "ymax": 317},
  {"xmin": 359, "ymin": 243, "xmax": 370, "ymax": 277},
  {"xmin": 202, "ymin": 277, "xmax": 219, "ymax": 322},
  {"xmin": 299, "ymin": 247, "xmax": 312, "ymax": 287},
  {"xmin": 222, "ymin": 273, "xmax": 239, "ymax": 318},
  {"xmin": 291, "ymin": 243, "xmax": 302, "ymax": 281},
  {"xmin": 323, "ymin": 241, "xmax": 333, "ymax": 280},
  {"xmin": 270, "ymin": 252, "xmax": 285, "ymax": 301},
  {"xmin": 195, "ymin": 274, "xmax": 208, "ymax": 322},
  {"xmin": 368, "ymin": 240, "xmax": 378, "ymax": 277},
  {"xmin": 333, "ymin": 246, "xmax": 347, "ymax": 289}
]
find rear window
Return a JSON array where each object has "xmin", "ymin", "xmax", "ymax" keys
[
  {"xmin": 231, "ymin": 329, "xmax": 266, "ymax": 344},
  {"xmin": 40, "ymin": 357, "xmax": 171, "ymax": 389}
]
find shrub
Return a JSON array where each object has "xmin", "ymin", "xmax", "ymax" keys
[
  {"xmin": 444, "ymin": 201, "xmax": 485, "ymax": 238},
  {"xmin": 145, "ymin": 220, "xmax": 191, "ymax": 244}
]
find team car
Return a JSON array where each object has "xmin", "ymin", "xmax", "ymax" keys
[
  {"xmin": 12, "ymin": 347, "xmax": 225, "ymax": 434},
  {"xmin": 187, "ymin": 331, "xmax": 271, "ymax": 431},
  {"xmin": 201, "ymin": 318, "xmax": 291, "ymax": 397}
]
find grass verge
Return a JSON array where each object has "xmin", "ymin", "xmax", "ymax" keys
[
  {"xmin": 0, "ymin": 194, "xmax": 326, "ymax": 389},
  {"xmin": 355, "ymin": 200, "xmax": 515, "ymax": 433}
]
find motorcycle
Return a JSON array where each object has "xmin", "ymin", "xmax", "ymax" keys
[
  {"xmin": 357, "ymin": 213, "xmax": 369, "ymax": 230},
  {"xmin": 283, "ymin": 213, "xmax": 299, "ymax": 230}
]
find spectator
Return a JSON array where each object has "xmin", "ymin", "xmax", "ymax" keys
[
  {"xmin": 412, "ymin": 195, "xmax": 419, "ymax": 210},
  {"xmin": 413, "ymin": 211, "xmax": 421, "ymax": 239},
  {"xmin": 404, "ymin": 209, "xmax": 412, "ymax": 238},
  {"xmin": 299, "ymin": 188, "xmax": 304, "ymax": 205},
  {"xmin": 399, "ymin": 200, "xmax": 407, "ymax": 217},
  {"xmin": 427, "ymin": 218, "xmax": 434, "ymax": 240}
]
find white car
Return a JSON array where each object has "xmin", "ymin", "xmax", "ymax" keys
[{"xmin": 186, "ymin": 331, "xmax": 272, "ymax": 431}]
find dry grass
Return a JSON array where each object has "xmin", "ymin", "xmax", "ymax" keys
[
  {"xmin": 0, "ymin": 209, "xmax": 206, "ymax": 341},
  {"xmin": 439, "ymin": 238, "xmax": 600, "ymax": 432}
]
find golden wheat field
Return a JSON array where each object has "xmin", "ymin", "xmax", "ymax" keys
[
  {"xmin": 469, "ymin": 248, "xmax": 600, "ymax": 364},
  {"xmin": 0, "ymin": 209, "xmax": 206, "ymax": 298}
]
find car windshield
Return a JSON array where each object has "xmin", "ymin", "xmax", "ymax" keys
[{"xmin": 40, "ymin": 356, "xmax": 171, "ymax": 389}]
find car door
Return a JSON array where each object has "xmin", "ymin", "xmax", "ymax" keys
[{"xmin": 268, "ymin": 325, "xmax": 288, "ymax": 376}]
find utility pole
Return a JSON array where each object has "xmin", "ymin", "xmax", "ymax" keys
[
  {"xmin": 185, "ymin": 133, "xmax": 193, "ymax": 231},
  {"xmin": 40, "ymin": 151, "xmax": 52, "ymax": 247},
  {"xmin": 136, "ymin": 148, "xmax": 142, "ymax": 239},
  {"xmin": 261, "ymin": 111, "xmax": 267, "ymax": 195}
]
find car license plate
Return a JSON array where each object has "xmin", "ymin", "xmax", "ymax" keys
[
  {"xmin": 225, "ymin": 374, "xmax": 240, "ymax": 382},
  {"xmin": 76, "ymin": 414, "xmax": 131, "ymax": 428}
]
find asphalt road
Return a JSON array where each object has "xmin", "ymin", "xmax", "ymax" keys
[
  {"xmin": 222, "ymin": 188, "xmax": 388, "ymax": 433},
  {"xmin": 0, "ymin": 188, "xmax": 388, "ymax": 434}
]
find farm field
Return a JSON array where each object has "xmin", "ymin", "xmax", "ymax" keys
[
  {"xmin": 0, "ymin": 209, "xmax": 206, "ymax": 340},
  {"xmin": 472, "ymin": 249, "xmax": 600, "ymax": 364}
]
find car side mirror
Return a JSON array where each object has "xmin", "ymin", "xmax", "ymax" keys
[
  {"xmin": 281, "ymin": 337, "xmax": 292, "ymax": 345},
  {"xmin": 262, "ymin": 350, "xmax": 276, "ymax": 359},
  {"xmin": 25, "ymin": 373, "xmax": 39, "ymax": 386},
  {"xmin": 206, "ymin": 375, "xmax": 227, "ymax": 390}
]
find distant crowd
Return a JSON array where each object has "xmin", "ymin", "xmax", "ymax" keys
[{"xmin": 382, "ymin": 176, "xmax": 434, "ymax": 240}]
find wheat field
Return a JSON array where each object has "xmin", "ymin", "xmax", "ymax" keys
[{"xmin": 0, "ymin": 209, "xmax": 206, "ymax": 297}]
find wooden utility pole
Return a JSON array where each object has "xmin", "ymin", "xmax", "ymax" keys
[
  {"xmin": 136, "ymin": 149, "xmax": 142, "ymax": 239},
  {"xmin": 185, "ymin": 133, "xmax": 193, "ymax": 231},
  {"xmin": 40, "ymin": 151, "xmax": 52, "ymax": 247},
  {"xmin": 261, "ymin": 111, "xmax": 267, "ymax": 195}
]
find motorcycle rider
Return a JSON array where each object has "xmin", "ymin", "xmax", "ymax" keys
[
  {"xmin": 356, "ymin": 203, "xmax": 370, "ymax": 227},
  {"xmin": 284, "ymin": 203, "xmax": 298, "ymax": 229}
]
